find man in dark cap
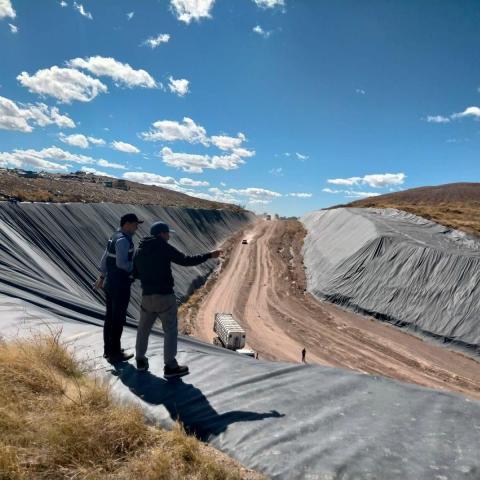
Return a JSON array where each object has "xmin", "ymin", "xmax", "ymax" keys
[
  {"xmin": 96, "ymin": 213, "xmax": 143, "ymax": 363},
  {"xmin": 133, "ymin": 221, "xmax": 222, "ymax": 378}
]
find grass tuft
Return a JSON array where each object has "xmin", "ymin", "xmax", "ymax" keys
[{"xmin": 0, "ymin": 333, "xmax": 264, "ymax": 480}]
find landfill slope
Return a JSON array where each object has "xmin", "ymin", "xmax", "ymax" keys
[
  {"xmin": 0, "ymin": 202, "xmax": 254, "ymax": 324},
  {"xmin": 2, "ymin": 296, "xmax": 480, "ymax": 480},
  {"xmin": 302, "ymin": 207, "xmax": 480, "ymax": 349}
]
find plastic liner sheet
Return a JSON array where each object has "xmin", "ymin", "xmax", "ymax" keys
[
  {"xmin": 1, "ymin": 296, "xmax": 479, "ymax": 480},
  {"xmin": 302, "ymin": 208, "xmax": 480, "ymax": 350},
  {"xmin": 0, "ymin": 202, "xmax": 254, "ymax": 323}
]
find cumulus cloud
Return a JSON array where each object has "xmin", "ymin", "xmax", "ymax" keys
[
  {"xmin": 253, "ymin": 0, "xmax": 284, "ymax": 8},
  {"xmin": 0, "ymin": 0, "xmax": 16, "ymax": 19},
  {"xmin": 126, "ymin": 11, "xmax": 134, "ymax": 20},
  {"xmin": 355, "ymin": 88, "xmax": 366, "ymax": 95},
  {"xmin": 59, "ymin": 1, "xmax": 68, "ymax": 7},
  {"xmin": 111, "ymin": 141, "xmax": 140, "ymax": 154},
  {"xmin": 451, "ymin": 106, "xmax": 480, "ymax": 119},
  {"xmin": 227, "ymin": 187, "xmax": 281, "ymax": 199},
  {"xmin": 288, "ymin": 192, "xmax": 312, "ymax": 198},
  {"xmin": 168, "ymin": 76, "xmax": 190, "ymax": 96},
  {"xmin": 67, "ymin": 56, "xmax": 157, "ymax": 88},
  {"xmin": 295, "ymin": 152, "xmax": 309, "ymax": 161},
  {"xmin": 232, "ymin": 147, "xmax": 255, "ymax": 157},
  {"xmin": 17, "ymin": 66, "xmax": 108, "ymax": 103},
  {"xmin": 73, "ymin": 2, "xmax": 92, "ymax": 19},
  {"xmin": 0, "ymin": 96, "xmax": 76, "ymax": 132},
  {"xmin": 322, "ymin": 188, "xmax": 380, "ymax": 198},
  {"xmin": 253, "ymin": 25, "xmax": 272, "ymax": 38},
  {"xmin": 59, "ymin": 133, "xmax": 105, "ymax": 149},
  {"xmin": 426, "ymin": 106, "xmax": 480, "ymax": 124},
  {"xmin": 141, "ymin": 117, "xmax": 209, "ymax": 145},
  {"xmin": 327, "ymin": 173, "xmax": 406, "ymax": 188},
  {"xmin": 269, "ymin": 167, "xmax": 283, "ymax": 176},
  {"xmin": 161, "ymin": 147, "xmax": 211, "ymax": 173},
  {"xmin": 142, "ymin": 33, "xmax": 170, "ymax": 49},
  {"xmin": 9, "ymin": 23, "xmax": 17, "ymax": 33},
  {"xmin": 210, "ymin": 133, "xmax": 245, "ymax": 150},
  {"xmin": 179, "ymin": 177, "xmax": 209, "ymax": 187},
  {"xmin": 97, "ymin": 159, "xmax": 126, "ymax": 169},
  {"xmin": 426, "ymin": 115, "xmax": 450, "ymax": 124},
  {"xmin": 170, "ymin": 0, "xmax": 215, "ymax": 24},
  {"xmin": 81, "ymin": 167, "xmax": 110, "ymax": 176},
  {"xmin": 205, "ymin": 186, "xmax": 282, "ymax": 205}
]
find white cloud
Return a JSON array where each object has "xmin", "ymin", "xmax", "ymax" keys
[
  {"xmin": 0, "ymin": 146, "xmax": 99, "ymax": 171},
  {"xmin": 17, "ymin": 66, "xmax": 108, "ymax": 103},
  {"xmin": 322, "ymin": 187, "xmax": 380, "ymax": 198},
  {"xmin": 126, "ymin": 11, "xmax": 134, "ymax": 20},
  {"xmin": 210, "ymin": 132, "xmax": 245, "ymax": 150},
  {"xmin": 81, "ymin": 167, "xmax": 109, "ymax": 176},
  {"xmin": 253, "ymin": 25, "xmax": 272, "ymax": 38},
  {"xmin": 124, "ymin": 171, "xmax": 176, "ymax": 186},
  {"xmin": 97, "ymin": 159, "xmax": 126, "ymax": 169},
  {"xmin": 295, "ymin": 152, "xmax": 309, "ymax": 160},
  {"xmin": 73, "ymin": 2, "xmax": 92, "ymax": 19},
  {"xmin": 168, "ymin": 76, "xmax": 190, "ymax": 96},
  {"xmin": 227, "ymin": 187, "xmax": 281, "ymax": 199},
  {"xmin": 59, "ymin": 1, "xmax": 68, "ymax": 7},
  {"xmin": 253, "ymin": 0, "xmax": 284, "ymax": 8},
  {"xmin": 327, "ymin": 173, "xmax": 405, "ymax": 188},
  {"xmin": 141, "ymin": 117, "xmax": 209, "ymax": 145},
  {"xmin": 289, "ymin": 192, "xmax": 312, "ymax": 198},
  {"xmin": 170, "ymin": 0, "xmax": 215, "ymax": 24},
  {"xmin": 59, "ymin": 133, "xmax": 106, "ymax": 148},
  {"xmin": 355, "ymin": 88, "xmax": 366, "ymax": 95},
  {"xmin": 111, "ymin": 141, "xmax": 140, "ymax": 154},
  {"xmin": 426, "ymin": 115, "xmax": 450, "ymax": 124},
  {"xmin": 0, "ymin": 96, "xmax": 76, "ymax": 132},
  {"xmin": 59, "ymin": 133, "xmax": 89, "ymax": 149},
  {"xmin": 451, "ymin": 106, "xmax": 480, "ymax": 119},
  {"xmin": 67, "ymin": 56, "xmax": 157, "ymax": 88},
  {"xmin": 232, "ymin": 147, "xmax": 255, "ymax": 157},
  {"xmin": 8, "ymin": 23, "xmax": 17, "ymax": 33},
  {"xmin": 269, "ymin": 167, "xmax": 283, "ymax": 176},
  {"xmin": 142, "ymin": 33, "xmax": 170, "ymax": 49},
  {"xmin": 161, "ymin": 147, "xmax": 211, "ymax": 173},
  {"xmin": 0, "ymin": 0, "xmax": 15, "ymax": 19},
  {"xmin": 179, "ymin": 177, "xmax": 209, "ymax": 187},
  {"xmin": 88, "ymin": 136, "xmax": 106, "ymax": 145},
  {"xmin": 210, "ymin": 153, "xmax": 245, "ymax": 170}
]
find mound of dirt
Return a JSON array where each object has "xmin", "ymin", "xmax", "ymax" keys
[
  {"xmin": 0, "ymin": 168, "xmax": 241, "ymax": 211},
  {"xmin": 340, "ymin": 183, "xmax": 480, "ymax": 236}
]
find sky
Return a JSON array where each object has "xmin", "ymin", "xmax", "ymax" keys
[{"xmin": 0, "ymin": 0, "xmax": 479, "ymax": 216}]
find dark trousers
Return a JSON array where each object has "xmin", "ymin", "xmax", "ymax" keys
[{"xmin": 104, "ymin": 280, "xmax": 131, "ymax": 356}]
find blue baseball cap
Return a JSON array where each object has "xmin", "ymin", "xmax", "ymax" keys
[{"xmin": 150, "ymin": 221, "xmax": 175, "ymax": 236}]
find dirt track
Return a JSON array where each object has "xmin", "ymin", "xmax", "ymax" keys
[{"xmin": 193, "ymin": 219, "xmax": 480, "ymax": 400}]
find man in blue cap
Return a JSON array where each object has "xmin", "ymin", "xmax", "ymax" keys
[
  {"xmin": 133, "ymin": 221, "xmax": 222, "ymax": 378},
  {"xmin": 96, "ymin": 213, "xmax": 143, "ymax": 363}
]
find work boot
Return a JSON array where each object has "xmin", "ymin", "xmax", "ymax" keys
[
  {"xmin": 164, "ymin": 364, "xmax": 189, "ymax": 379},
  {"xmin": 107, "ymin": 351, "xmax": 134, "ymax": 364},
  {"xmin": 136, "ymin": 357, "xmax": 149, "ymax": 372}
]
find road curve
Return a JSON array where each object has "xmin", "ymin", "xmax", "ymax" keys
[{"xmin": 194, "ymin": 220, "xmax": 480, "ymax": 399}]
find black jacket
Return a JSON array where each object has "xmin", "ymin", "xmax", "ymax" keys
[{"xmin": 133, "ymin": 236, "xmax": 212, "ymax": 295}]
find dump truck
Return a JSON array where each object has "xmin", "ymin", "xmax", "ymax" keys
[{"xmin": 213, "ymin": 313, "xmax": 255, "ymax": 357}]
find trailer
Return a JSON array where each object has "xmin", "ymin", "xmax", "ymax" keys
[{"xmin": 214, "ymin": 313, "xmax": 246, "ymax": 350}]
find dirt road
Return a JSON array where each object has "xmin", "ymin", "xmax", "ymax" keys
[{"xmin": 193, "ymin": 219, "xmax": 480, "ymax": 400}]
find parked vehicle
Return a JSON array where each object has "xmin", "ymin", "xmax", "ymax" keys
[{"xmin": 242, "ymin": 239, "xmax": 248, "ymax": 244}]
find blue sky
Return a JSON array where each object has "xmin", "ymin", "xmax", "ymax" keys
[{"xmin": 0, "ymin": 0, "xmax": 479, "ymax": 216}]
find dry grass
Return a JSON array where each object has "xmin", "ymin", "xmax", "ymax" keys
[
  {"xmin": 0, "ymin": 332, "xmax": 264, "ymax": 480},
  {"xmin": 350, "ymin": 201, "xmax": 480, "ymax": 237}
]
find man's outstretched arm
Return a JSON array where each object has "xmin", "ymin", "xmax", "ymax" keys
[{"xmin": 168, "ymin": 244, "xmax": 222, "ymax": 266}]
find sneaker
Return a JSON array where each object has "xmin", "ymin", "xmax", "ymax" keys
[
  {"xmin": 164, "ymin": 364, "xmax": 189, "ymax": 379},
  {"xmin": 136, "ymin": 357, "xmax": 149, "ymax": 372},
  {"xmin": 108, "ymin": 351, "xmax": 134, "ymax": 364}
]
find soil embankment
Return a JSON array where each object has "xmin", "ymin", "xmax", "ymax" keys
[{"xmin": 193, "ymin": 219, "xmax": 480, "ymax": 400}]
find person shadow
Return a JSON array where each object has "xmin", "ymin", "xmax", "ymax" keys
[{"xmin": 112, "ymin": 363, "xmax": 285, "ymax": 441}]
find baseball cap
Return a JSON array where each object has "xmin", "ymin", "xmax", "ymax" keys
[
  {"xmin": 120, "ymin": 213, "xmax": 144, "ymax": 226},
  {"xmin": 150, "ymin": 221, "xmax": 175, "ymax": 236}
]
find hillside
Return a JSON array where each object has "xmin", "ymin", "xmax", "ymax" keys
[
  {"xmin": 341, "ymin": 183, "xmax": 480, "ymax": 236},
  {"xmin": 0, "ymin": 168, "xmax": 241, "ymax": 211}
]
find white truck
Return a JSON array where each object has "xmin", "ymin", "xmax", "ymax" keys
[{"xmin": 213, "ymin": 313, "xmax": 255, "ymax": 357}]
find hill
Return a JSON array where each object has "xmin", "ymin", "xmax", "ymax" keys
[
  {"xmin": 0, "ymin": 168, "xmax": 241, "ymax": 211},
  {"xmin": 341, "ymin": 182, "xmax": 480, "ymax": 236}
]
